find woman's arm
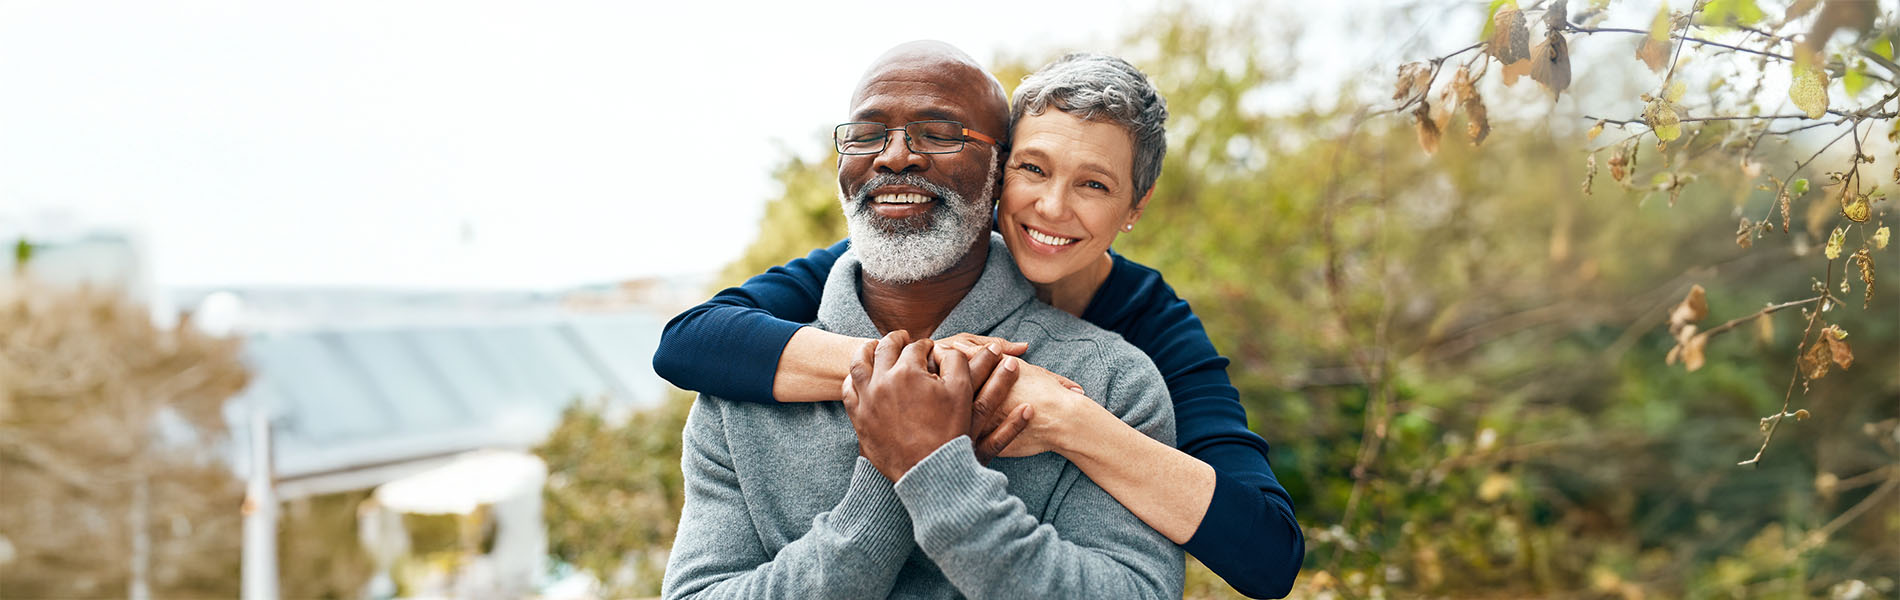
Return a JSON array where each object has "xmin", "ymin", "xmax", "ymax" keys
[
  {"xmin": 1072, "ymin": 256, "xmax": 1305, "ymax": 598},
  {"xmin": 652, "ymin": 239, "xmax": 853, "ymax": 404}
]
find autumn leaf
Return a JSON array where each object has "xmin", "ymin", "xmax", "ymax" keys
[
  {"xmin": 1609, "ymin": 150, "xmax": 1628, "ymax": 182},
  {"xmin": 1681, "ymin": 332, "xmax": 1709, "ymax": 371},
  {"xmin": 1582, "ymin": 154, "xmax": 1597, "ymax": 195},
  {"xmin": 1875, "ymin": 225, "xmax": 1891, "ymax": 249},
  {"xmin": 1825, "ymin": 227, "xmax": 1846, "ymax": 259},
  {"xmin": 1414, "ymin": 101, "xmax": 1441, "ymax": 154},
  {"xmin": 1453, "ymin": 67, "xmax": 1490, "ymax": 144},
  {"xmin": 1530, "ymin": 32, "xmax": 1572, "ymax": 98},
  {"xmin": 1488, "ymin": 1, "xmax": 1532, "ymax": 64},
  {"xmin": 1736, "ymin": 217, "xmax": 1754, "ymax": 248},
  {"xmin": 1821, "ymin": 324, "xmax": 1853, "ymax": 369},
  {"xmin": 1841, "ymin": 191, "xmax": 1870, "ymax": 222},
  {"xmin": 1852, "ymin": 249, "xmax": 1875, "ymax": 307},
  {"xmin": 1644, "ymin": 98, "xmax": 1682, "ymax": 142},
  {"xmin": 1779, "ymin": 190, "xmax": 1792, "ymax": 232},
  {"xmin": 1394, "ymin": 61, "xmax": 1432, "ymax": 101},
  {"xmin": 1635, "ymin": 4, "xmax": 1674, "ymax": 72},
  {"xmin": 1790, "ymin": 59, "xmax": 1830, "ymax": 119},
  {"xmin": 1799, "ymin": 336, "xmax": 1831, "ymax": 380},
  {"xmin": 1587, "ymin": 119, "xmax": 1604, "ymax": 141},
  {"xmin": 1669, "ymin": 284, "xmax": 1708, "ymax": 335}
]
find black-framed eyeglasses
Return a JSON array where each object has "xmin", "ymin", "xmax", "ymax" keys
[{"xmin": 833, "ymin": 120, "xmax": 1004, "ymax": 155}]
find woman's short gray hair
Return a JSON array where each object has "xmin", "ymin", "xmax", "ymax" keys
[{"xmin": 1010, "ymin": 52, "xmax": 1168, "ymax": 203}]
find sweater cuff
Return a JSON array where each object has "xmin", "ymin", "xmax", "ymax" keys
[
  {"xmin": 821, "ymin": 457, "xmax": 912, "ymax": 562},
  {"xmin": 1182, "ymin": 469, "xmax": 1264, "ymax": 557},
  {"xmin": 891, "ymin": 437, "xmax": 997, "ymax": 547},
  {"xmin": 751, "ymin": 321, "xmax": 808, "ymax": 403}
]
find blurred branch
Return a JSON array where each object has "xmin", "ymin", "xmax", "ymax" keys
[{"xmin": 1565, "ymin": 25, "xmax": 1794, "ymax": 61}]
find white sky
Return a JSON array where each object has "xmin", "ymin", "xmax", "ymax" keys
[
  {"xmin": 0, "ymin": 0, "xmax": 1185, "ymax": 290},
  {"xmin": 12, "ymin": 0, "xmax": 1845, "ymax": 291}
]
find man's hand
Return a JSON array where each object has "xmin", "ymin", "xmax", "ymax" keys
[{"xmin": 842, "ymin": 330, "xmax": 977, "ymax": 482}]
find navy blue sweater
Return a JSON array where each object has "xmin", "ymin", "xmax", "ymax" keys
[{"xmin": 653, "ymin": 239, "xmax": 1305, "ymax": 598}]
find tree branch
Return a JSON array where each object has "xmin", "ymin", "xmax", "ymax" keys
[{"xmin": 1566, "ymin": 25, "xmax": 1794, "ymax": 61}]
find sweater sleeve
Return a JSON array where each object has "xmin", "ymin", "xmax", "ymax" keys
[
  {"xmin": 891, "ymin": 361, "xmax": 1184, "ymax": 600},
  {"xmin": 660, "ymin": 397, "xmax": 913, "ymax": 600},
  {"xmin": 652, "ymin": 239, "xmax": 849, "ymax": 404},
  {"xmin": 1086, "ymin": 257, "xmax": 1305, "ymax": 598}
]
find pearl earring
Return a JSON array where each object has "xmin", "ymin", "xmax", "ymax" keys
[{"xmin": 1123, "ymin": 224, "xmax": 1134, "ymax": 232}]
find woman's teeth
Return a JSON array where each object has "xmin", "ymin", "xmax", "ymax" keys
[
  {"xmin": 1026, "ymin": 228, "xmax": 1077, "ymax": 246},
  {"xmin": 874, "ymin": 193, "xmax": 931, "ymax": 204}
]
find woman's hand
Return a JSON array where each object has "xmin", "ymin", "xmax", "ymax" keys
[
  {"xmin": 993, "ymin": 361, "xmax": 1096, "ymax": 458},
  {"xmin": 935, "ymin": 332, "xmax": 1028, "ymax": 362}
]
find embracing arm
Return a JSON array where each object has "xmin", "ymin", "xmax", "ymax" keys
[
  {"xmin": 1075, "ymin": 258, "xmax": 1305, "ymax": 598},
  {"xmin": 652, "ymin": 239, "xmax": 859, "ymax": 403},
  {"xmin": 660, "ymin": 399, "xmax": 913, "ymax": 599}
]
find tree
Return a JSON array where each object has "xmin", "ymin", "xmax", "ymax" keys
[{"xmin": 0, "ymin": 279, "xmax": 249, "ymax": 598}]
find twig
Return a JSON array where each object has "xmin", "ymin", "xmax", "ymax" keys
[
  {"xmin": 1739, "ymin": 264, "xmax": 1836, "ymax": 467},
  {"xmin": 1566, "ymin": 25, "xmax": 1795, "ymax": 61},
  {"xmin": 1698, "ymin": 295, "xmax": 1825, "ymax": 340}
]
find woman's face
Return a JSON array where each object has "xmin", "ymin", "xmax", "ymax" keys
[{"xmin": 998, "ymin": 110, "xmax": 1148, "ymax": 285}]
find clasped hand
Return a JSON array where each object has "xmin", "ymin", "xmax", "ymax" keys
[{"xmin": 843, "ymin": 330, "xmax": 1035, "ymax": 482}]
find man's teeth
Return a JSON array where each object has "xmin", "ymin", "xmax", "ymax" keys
[
  {"xmin": 873, "ymin": 193, "xmax": 931, "ymax": 204},
  {"xmin": 1026, "ymin": 228, "xmax": 1077, "ymax": 246}
]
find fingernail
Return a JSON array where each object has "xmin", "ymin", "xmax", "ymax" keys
[{"xmin": 1002, "ymin": 356, "xmax": 1018, "ymax": 371}]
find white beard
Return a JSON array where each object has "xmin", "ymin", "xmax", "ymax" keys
[{"xmin": 841, "ymin": 150, "xmax": 998, "ymax": 284}]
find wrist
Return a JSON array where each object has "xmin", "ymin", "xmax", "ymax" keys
[{"xmin": 1049, "ymin": 396, "xmax": 1113, "ymax": 457}]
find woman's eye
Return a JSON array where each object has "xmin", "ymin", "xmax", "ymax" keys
[
  {"xmin": 1085, "ymin": 181, "xmax": 1109, "ymax": 192},
  {"xmin": 1016, "ymin": 163, "xmax": 1044, "ymax": 175}
]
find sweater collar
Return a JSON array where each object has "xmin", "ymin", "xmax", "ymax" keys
[{"xmin": 819, "ymin": 232, "xmax": 1034, "ymax": 340}]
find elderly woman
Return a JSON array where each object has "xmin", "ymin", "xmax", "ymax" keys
[{"xmin": 654, "ymin": 53, "xmax": 1303, "ymax": 597}]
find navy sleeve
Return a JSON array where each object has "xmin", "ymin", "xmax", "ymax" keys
[
  {"xmin": 1081, "ymin": 255, "xmax": 1305, "ymax": 599},
  {"xmin": 651, "ymin": 239, "xmax": 849, "ymax": 405}
]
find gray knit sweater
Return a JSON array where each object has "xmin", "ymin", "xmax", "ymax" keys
[{"xmin": 661, "ymin": 233, "xmax": 1184, "ymax": 599}]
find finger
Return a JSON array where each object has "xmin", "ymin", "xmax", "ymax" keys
[
  {"xmin": 976, "ymin": 404, "xmax": 1033, "ymax": 465},
  {"xmin": 965, "ymin": 344, "xmax": 1003, "ymax": 384},
  {"xmin": 971, "ymin": 354, "xmax": 1021, "ymax": 434},
  {"xmin": 937, "ymin": 346, "xmax": 972, "ymax": 396},
  {"xmin": 1054, "ymin": 372, "xmax": 1084, "ymax": 394},
  {"xmin": 999, "ymin": 340, "xmax": 1029, "ymax": 356},
  {"xmin": 841, "ymin": 373, "xmax": 858, "ymax": 410},
  {"xmin": 897, "ymin": 336, "xmax": 934, "ymax": 374},
  {"xmin": 874, "ymin": 331, "xmax": 904, "ymax": 371},
  {"xmin": 850, "ymin": 339, "xmax": 877, "ymax": 397}
]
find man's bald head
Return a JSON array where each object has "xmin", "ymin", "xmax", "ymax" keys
[{"xmin": 849, "ymin": 41, "xmax": 1009, "ymax": 142}]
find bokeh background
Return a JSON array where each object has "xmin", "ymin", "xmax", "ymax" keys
[{"xmin": 2, "ymin": 1, "xmax": 1897, "ymax": 598}]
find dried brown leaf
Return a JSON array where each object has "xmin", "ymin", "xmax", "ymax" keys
[
  {"xmin": 1737, "ymin": 217, "xmax": 1755, "ymax": 248},
  {"xmin": 1669, "ymin": 284, "xmax": 1708, "ymax": 334},
  {"xmin": 1489, "ymin": 1, "xmax": 1532, "ymax": 65},
  {"xmin": 1582, "ymin": 153, "xmax": 1597, "ymax": 195},
  {"xmin": 1779, "ymin": 190, "xmax": 1792, "ymax": 232},
  {"xmin": 1821, "ymin": 324, "xmax": 1854, "ymax": 369},
  {"xmin": 1682, "ymin": 332, "xmax": 1708, "ymax": 372},
  {"xmin": 1530, "ymin": 33, "xmax": 1572, "ymax": 99},
  {"xmin": 1394, "ymin": 61, "xmax": 1432, "ymax": 101},
  {"xmin": 1636, "ymin": 4, "xmax": 1674, "ymax": 72},
  {"xmin": 1609, "ymin": 151, "xmax": 1628, "ymax": 182},
  {"xmin": 1414, "ymin": 101, "xmax": 1441, "ymax": 154},
  {"xmin": 1544, "ymin": 0, "xmax": 1568, "ymax": 31},
  {"xmin": 1799, "ymin": 336, "xmax": 1831, "ymax": 380},
  {"xmin": 1853, "ymin": 249, "xmax": 1874, "ymax": 307}
]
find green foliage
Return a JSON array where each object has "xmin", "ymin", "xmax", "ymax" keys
[
  {"xmin": 543, "ymin": 4, "xmax": 1900, "ymax": 599},
  {"xmin": 533, "ymin": 391, "xmax": 694, "ymax": 597}
]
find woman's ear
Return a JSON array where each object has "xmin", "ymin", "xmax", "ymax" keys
[{"xmin": 1127, "ymin": 188, "xmax": 1153, "ymax": 226}]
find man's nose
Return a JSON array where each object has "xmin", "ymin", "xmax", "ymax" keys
[{"xmin": 871, "ymin": 132, "xmax": 929, "ymax": 174}]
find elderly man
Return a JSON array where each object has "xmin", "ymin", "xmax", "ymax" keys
[{"xmin": 660, "ymin": 41, "xmax": 1183, "ymax": 599}]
